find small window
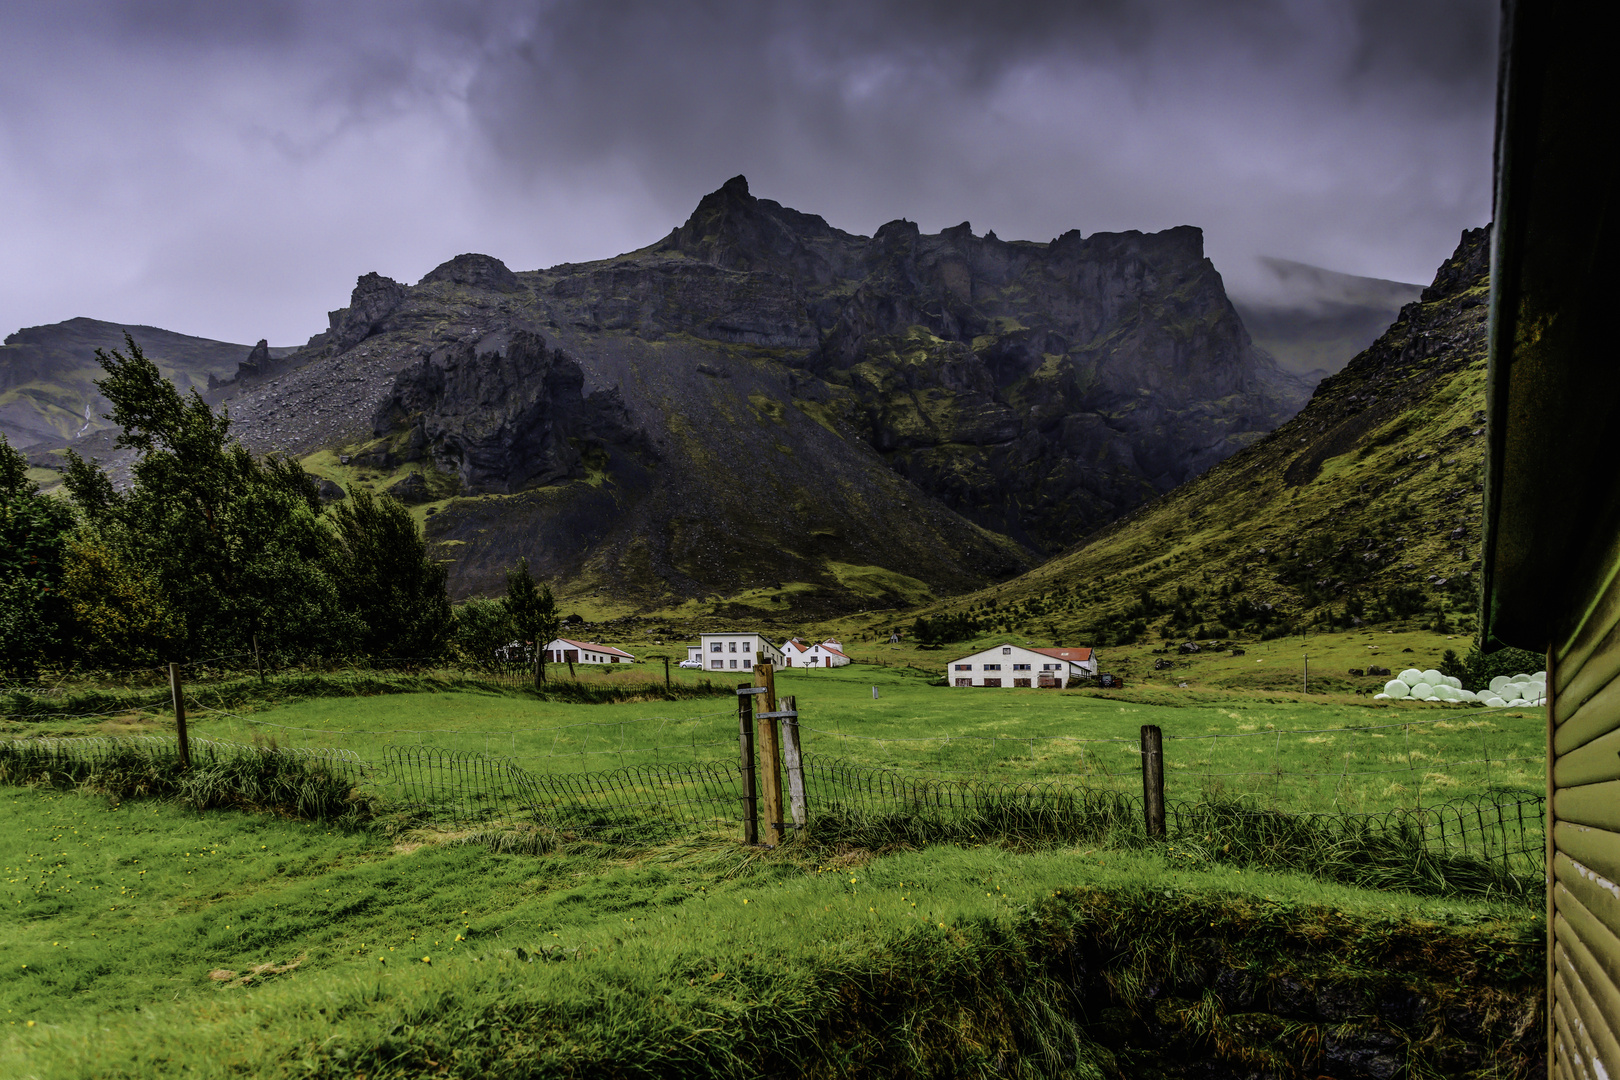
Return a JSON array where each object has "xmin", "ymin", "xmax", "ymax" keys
[
  {"xmin": 711, "ymin": 643, "xmax": 722, "ymax": 652},
  {"xmin": 954, "ymin": 664, "xmax": 972, "ymax": 671},
  {"xmin": 1013, "ymin": 664, "xmax": 1031, "ymax": 671},
  {"xmin": 711, "ymin": 660, "xmax": 722, "ymax": 669},
  {"xmin": 730, "ymin": 658, "xmax": 738, "ymax": 668},
  {"xmin": 743, "ymin": 641, "xmax": 751, "ymax": 652},
  {"xmin": 983, "ymin": 664, "xmax": 1001, "ymax": 671},
  {"xmin": 1002, "ymin": 648, "xmax": 1011, "ymax": 655},
  {"xmin": 729, "ymin": 642, "xmax": 737, "ymax": 652}
]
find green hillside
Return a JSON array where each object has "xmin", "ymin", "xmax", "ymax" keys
[{"xmin": 893, "ymin": 227, "xmax": 1492, "ymax": 648}]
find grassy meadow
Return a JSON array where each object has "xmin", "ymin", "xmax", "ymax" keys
[
  {"xmin": 4, "ymin": 627, "xmax": 1545, "ymax": 815},
  {"xmin": 1, "ymin": 786, "xmax": 1542, "ymax": 1079}
]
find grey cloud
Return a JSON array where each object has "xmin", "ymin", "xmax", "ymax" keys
[{"xmin": 0, "ymin": 0, "xmax": 1498, "ymax": 343}]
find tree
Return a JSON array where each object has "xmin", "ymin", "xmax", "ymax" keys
[
  {"xmin": 451, "ymin": 597, "xmax": 515, "ymax": 669},
  {"xmin": 0, "ymin": 435, "xmax": 77, "ymax": 680},
  {"xmin": 62, "ymin": 335, "xmax": 355, "ymax": 660},
  {"xmin": 503, "ymin": 558, "xmax": 560, "ymax": 684},
  {"xmin": 326, "ymin": 490, "xmax": 452, "ymax": 660}
]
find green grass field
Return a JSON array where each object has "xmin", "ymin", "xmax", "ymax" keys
[
  {"xmin": 1, "ymin": 787, "xmax": 1541, "ymax": 1078},
  {"xmin": 5, "ymin": 655, "xmax": 1543, "ymax": 815}
]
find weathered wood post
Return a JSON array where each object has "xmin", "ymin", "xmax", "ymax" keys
[
  {"xmin": 253, "ymin": 632, "xmax": 265, "ymax": 685},
  {"xmin": 1140, "ymin": 724, "xmax": 1164, "ymax": 837},
  {"xmin": 664, "ymin": 656, "xmax": 671, "ymax": 688},
  {"xmin": 737, "ymin": 681, "xmax": 760, "ymax": 845},
  {"xmin": 753, "ymin": 662, "xmax": 786, "ymax": 846},
  {"xmin": 779, "ymin": 693, "xmax": 806, "ymax": 830},
  {"xmin": 170, "ymin": 663, "xmax": 191, "ymax": 770}
]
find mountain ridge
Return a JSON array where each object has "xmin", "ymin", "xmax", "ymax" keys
[{"xmin": 16, "ymin": 178, "xmax": 1320, "ymax": 615}]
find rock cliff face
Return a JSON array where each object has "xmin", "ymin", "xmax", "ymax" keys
[
  {"xmin": 39, "ymin": 178, "xmax": 1313, "ymax": 611},
  {"xmin": 910, "ymin": 226, "xmax": 1495, "ymax": 649}
]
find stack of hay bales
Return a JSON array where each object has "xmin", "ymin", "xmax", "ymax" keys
[{"xmin": 1371, "ymin": 668, "xmax": 1547, "ymax": 707}]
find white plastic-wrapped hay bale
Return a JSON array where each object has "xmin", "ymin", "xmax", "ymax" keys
[
  {"xmin": 1384, "ymin": 679, "xmax": 1410, "ymax": 698},
  {"xmin": 1400, "ymin": 668, "xmax": 1424, "ymax": 685}
]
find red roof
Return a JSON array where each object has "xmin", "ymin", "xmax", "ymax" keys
[
  {"xmin": 556, "ymin": 638, "xmax": 635, "ymax": 659},
  {"xmin": 1031, "ymin": 646, "xmax": 1093, "ymax": 663},
  {"xmin": 784, "ymin": 639, "xmax": 810, "ymax": 653},
  {"xmin": 814, "ymin": 643, "xmax": 849, "ymax": 658}
]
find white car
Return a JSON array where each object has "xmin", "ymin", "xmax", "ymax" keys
[{"xmin": 678, "ymin": 659, "xmax": 702, "ymax": 669}]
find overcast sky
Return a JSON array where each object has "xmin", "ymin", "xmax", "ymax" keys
[{"xmin": 0, "ymin": 0, "xmax": 1498, "ymax": 346}]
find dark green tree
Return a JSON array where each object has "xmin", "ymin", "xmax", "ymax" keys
[
  {"xmin": 61, "ymin": 335, "xmax": 354, "ymax": 661},
  {"xmin": 326, "ymin": 489, "xmax": 452, "ymax": 660},
  {"xmin": 0, "ymin": 435, "xmax": 77, "ymax": 680},
  {"xmin": 451, "ymin": 597, "xmax": 516, "ymax": 670},
  {"xmin": 503, "ymin": 558, "xmax": 560, "ymax": 684}
]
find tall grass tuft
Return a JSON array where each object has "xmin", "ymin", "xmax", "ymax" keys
[{"xmin": 0, "ymin": 737, "xmax": 377, "ymax": 825}]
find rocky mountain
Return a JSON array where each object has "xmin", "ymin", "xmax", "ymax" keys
[
  {"xmin": 897, "ymin": 226, "xmax": 1492, "ymax": 644},
  {"xmin": 0, "ymin": 318, "xmax": 291, "ymax": 448},
  {"xmin": 1231, "ymin": 258, "xmax": 1424, "ymax": 381},
  {"xmin": 22, "ymin": 178, "xmax": 1312, "ymax": 614}
]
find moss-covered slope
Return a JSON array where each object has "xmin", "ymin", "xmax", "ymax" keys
[{"xmin": 911, "ymin": 226, "xmax": 1493, "ymax": 644}]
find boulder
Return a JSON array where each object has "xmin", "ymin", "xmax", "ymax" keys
[
  {"xmin": 385, "ymin": 472, "xmax": 431, "ymax": 504},
  {"xmin": 317, "ymin": 478, "xmax": 346, "ymax": 503}
]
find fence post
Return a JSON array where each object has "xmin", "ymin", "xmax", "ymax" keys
[
  {"xmin": 780, "ymin": 693, "xmax": 807, "ymax": 830},
  {"xmin": 664, "ymin": 657, "xmax": 671, "ymax": 688},
  {"xmin": 737, "ymin": 682, "xmax": 758, "ymax": 845},
  {"xmin": 170, "ymin": 662, "xmax": 191, "ymax": 770},
  {"xmin": 754, "ymin": 662, "xmax": 785, "ymax": 846},
  {"xmin": 1140, "ymin": 724, "xmax": 1164, "ymax": 837},
  {"xmin": 253, "ymin": 632, "xmax": 265, "ymax": 685}
]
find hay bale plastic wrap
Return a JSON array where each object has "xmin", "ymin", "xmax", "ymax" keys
[{"xmin": 1373, "ymin": 666, "xmax": 1542, "ymax": 705}]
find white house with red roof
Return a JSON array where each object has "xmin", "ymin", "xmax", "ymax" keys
[
  {"xmin": 945, "ymin": 643, "xmax": 1095, "ymax": 688},
  {"xmin": 544, "ymin": 638, "xmax": 635, "ymax": 665},
  {"xmin": 782, "ymin": 638, "xmax": 851, "ymax": 668}
]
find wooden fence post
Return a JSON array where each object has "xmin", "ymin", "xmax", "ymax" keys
[
  {"xmin": 737, "ymin": 682, "xmax": 759, "ymax": 845},
  {"xmin": 664, "ymin": 657, "xmax": 671, "ymax": 688},
  {"xmin": 253, "ymin": 632, "xmax": 265, "ymax": 685},
  {"xmin": 754, "ymin": 663, "xmax": 785, "ymax": 846},
  {"xmin": 170, "ymin": 663, "xmax": 191, "ymax": 770},
  {"xmin": 1140, "ymin": 724, "xmax": 1164, "ymax": 837},
  {"xmin": 779, "ymin": 694, "xmax": 806, "ymax": 830}
]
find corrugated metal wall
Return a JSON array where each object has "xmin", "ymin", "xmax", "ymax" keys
[{"xmin": 1549, "ymin": 566, "xmax": 1620, "ymax": 1079}]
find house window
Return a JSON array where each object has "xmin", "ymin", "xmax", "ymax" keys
[
  {"xmin": 955, "ymin": 678, "xmax": 972, "ymax": 687},
  {"xmin": 729, "ymin": 642, "xmax": 737, "ymax": 652},
  {"xmin": 954, "ymin": 664, "xmax": 971, "ymax": 671},
  {"xmin": 983, "ymin": 678, "xmax": 1002, "ymax": 687},
  {"xmin": 730, "ymin": 658, "xmax": 738, "ymax": 668},
  {"xmin": 983, "ymin": 664, "xmax": 1001, "ymax": 671},
  {"xmin": 711, "ymin": 643, "xmax": 722, "ymax": 652},
  {"xmin": 743, "ymin": 642, "xmax": 751, "ymax": 652},
  {"xmin": 711, "ymin": 660, "xmax": 722, "ymax": 669},
  {"xmin": 1002, "ymin": 648, "xmax": 1011, "ymax": 655},
  {"xmin": 1014, "ymin": 678, "xmax": 1031, "ymax": 688},
  {"xmin": 1013, "ymin": 664, "xmax": 1031, "ymax": 670}
]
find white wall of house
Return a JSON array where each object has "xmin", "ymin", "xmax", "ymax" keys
[
  {"xmin": 687, "ymin": 646, "xmax": 703, "ymax": 663},
  {"xmin": 544, "ymin": 638, "xmax": 635, "ymax": 665},
  {"xmin": 698, "ymin": 632, "xmax": 786, "ymax": 673},
  {"xmin": 790, "ymin": 641, "xmax": 855, "ymax": 667},
  {"xmin": 945, "ymin": 643, "xmax": 1094, "ymax": 687}
]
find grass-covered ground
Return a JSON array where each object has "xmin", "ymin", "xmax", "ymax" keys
[
  {"xmin": 1, "ymin": 787, "xmax": 1543, "ymax": 1079},
  {"xmin": 5, "ymin": 652, "xmax": 1543, "ymax": 814}
]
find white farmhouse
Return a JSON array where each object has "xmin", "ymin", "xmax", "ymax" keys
[
  {"xmin": 946, "ymin": 643, "xmax": 1096, "ymax": 688},
  {"xmin": 782, "ymin": 638, "xmax": 852, "ymax": 668},
  {"xmin": 543, "ymin": 638, "xmax": 635, "ymax": 665},
  {"xmin": 699, "ymin": 632, "xmax": 786, "ymax": 673},
  {"xmin": 687, "ymin": 645, "xmax": 703, "ymax": 664}
]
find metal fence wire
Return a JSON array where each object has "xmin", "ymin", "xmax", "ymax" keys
[{"xmin": 0, "ymin": 734, "xmax": 1546, "ymax": 882}]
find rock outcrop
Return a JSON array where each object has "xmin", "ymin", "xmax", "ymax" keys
[{"xmin": 46, "ymin": 178, "xmax": 1318, "ymax": 610}]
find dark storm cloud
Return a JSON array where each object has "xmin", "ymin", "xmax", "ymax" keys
[{"xmin": 0, "ymin": 0, "xmax": 1497, "ymax": 343}]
